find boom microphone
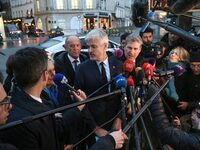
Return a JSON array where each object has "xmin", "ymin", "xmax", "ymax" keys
[
  {"xmin": 53, "ymin": 73, "xmax": 80, "ymax": 94},
  {"xmin": 131, "ymin": 0, "xmax": 149, "ymax": 27},
  {"xmin": 153, "ymin": 64, "xmax": 186, "ymax": 77},
  {"xmin": 172, "ymin": 0, "xmax": 200, "ymax": 14},
  {"xmin": 153, "ymin": 70, "xmax": 174, "ymax": 76},
  {"xmin": 147, "ymin": 18, "xmax": 200, "ymax": 46}
]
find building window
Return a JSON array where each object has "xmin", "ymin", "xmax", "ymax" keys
[
  {"xmin": 36, "ymin": 0, "xmax": 40, "ymax": 11},
  {"xmin": 86, "ymin": 0, "xmax": 92, "ymax": 9},
  {"xmin": 71, "ymin": 0, "xmax": 78, "ymax": 9},
  {"xmin": 56, "ymin": 0, "xmax": 64, "ymax": 9}
]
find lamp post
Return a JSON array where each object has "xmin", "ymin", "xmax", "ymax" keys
[{"xmin": 0, "ymin": 11, "xmax": 6, "ymax": 38}]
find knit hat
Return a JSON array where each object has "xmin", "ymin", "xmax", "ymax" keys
[{"xmin": 190, "ymin": 52, "xmax": 200, "ymax": 62}]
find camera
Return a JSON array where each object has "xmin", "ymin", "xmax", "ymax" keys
[{"xmin": 144, "ymin": 43, "xmax": 163, "ymax": 56}]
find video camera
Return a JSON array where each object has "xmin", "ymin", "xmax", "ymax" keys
[{"xmin": 143, "ymin": 43, "xmax": 163, "ymax": 56}]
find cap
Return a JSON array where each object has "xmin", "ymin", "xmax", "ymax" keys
[{"xmin": 190, "ymin": 52, "xmax": 200, "ymax": 62}]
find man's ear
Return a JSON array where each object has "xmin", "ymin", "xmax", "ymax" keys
[
  {"xmin": 104, "ymin": 42, "xmax": 108, "ymax": 50},
  {"xmin": 63, "ymin": 44, "xmax": 66, "ymax": 49},
  {"xmin": 42, "ymin": 70, "xmax": 48, "ymax": 83}
]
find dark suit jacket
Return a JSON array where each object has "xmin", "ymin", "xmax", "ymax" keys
[
  {"xmin": 54, "ymin": 51, "xmax": 88, "ymax": 86},
  {"xmin": 0, "ymin": 89, "xmax": 82, "ymax": 150},
  {"xmin": 74, "ymin": 56, "xmax": 123, "ymax": 130}
]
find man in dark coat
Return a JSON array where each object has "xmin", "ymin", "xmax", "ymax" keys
[
  {"xmin": 54, "ymin": 35, "xmax": 88, "ymax": 86},
  {"xmin": 0, "ymin": 47, "xmax": 86, "ymax": 150},
  {"xmin": 149, "ymin": 82, "xmax": 200, "ymax": 150},
  {"xmin": 74, "ymin": 29, "xmax": 123, "ymax": 147},
  {"xmin": 0, "ymin": 71, "xmax": 18, "ymax": 150},
  {"xmin": 178, "ymin": 51, "xmax": 200, "ymax": 113}
]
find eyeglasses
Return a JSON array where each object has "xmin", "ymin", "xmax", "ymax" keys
[{"xmin": 0, "ymin": 96, "xmax": 12, "ymax": 110}]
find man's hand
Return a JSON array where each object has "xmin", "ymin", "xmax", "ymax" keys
[
  {"xmin": 95, "ymin": 126, "xmax": 108, "ymax": 137},
  {"xmin": 178, "ymin": 101, "xmax": 188, "ymax": 110},
  {"xmin": 112, "ymin": 118, "xmax": 122, "ymax": 131},
  {"xmin": 110, "ymin": 129, "xmax": 128, "ymax": 149},
  {"xmin": 71, "ymin": 90, "xmax": 87, "ymax": 111}
]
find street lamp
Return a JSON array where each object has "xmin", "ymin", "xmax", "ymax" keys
[{"xmin": 0, "ymin": 11, "xmax": 6, "ymax": 38}]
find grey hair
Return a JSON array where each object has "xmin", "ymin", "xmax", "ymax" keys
[
  {"xmin": 85, "ymin": 29, "xmax": 108, "ymax": 44},
  {"xmin": 126, "ymin": 33, "xmax": 143, "ymax": 47},
  {"xmin": 65, "ymin": 35, "xmax": 79, "ymax": 45}
]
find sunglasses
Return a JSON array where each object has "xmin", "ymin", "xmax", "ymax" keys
[{"xmin": 0, "ymin": 96, "xmax": 11, "ymax": 110}]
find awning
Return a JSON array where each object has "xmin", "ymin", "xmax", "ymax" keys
[
  {"xmin": 99, "ymin": 12, "xmax": 109, "ymax": 18},
  {"xmin": 84, "ymin": 14, "xmax": 97, "ymax": 18}
]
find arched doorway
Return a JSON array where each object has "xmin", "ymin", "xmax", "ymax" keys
[
  {"xmin": 37, "ymin": 18, "xmax": 43, "ymax": 30},
  {"xmin": 70, "ymin": 16, "xmax": 82, "ymax": 33}
]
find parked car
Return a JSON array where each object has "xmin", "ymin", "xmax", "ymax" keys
[
  {"xmin": 5, "ymin": 24, "xmax": 23, "ymax": 39},
  {"xmin": 39, "ymin": 36, "xmax": 120, "ymax": 55},
  {"xmin": 28, "ymin": 29, "xmax": 45, "ymax": 37},
  {"xmin": 0, "ymin": 33, "xmax": 3, "ymax": 44},
  {"xmin": 48, "ymin": 28, "xmax": 64, "ymax": 38}
]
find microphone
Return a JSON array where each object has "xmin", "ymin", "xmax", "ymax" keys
[
  {"xmin": 114, "ymin": 48, "xmax": 124, "ymax": 58},
  {"xmin": 147, "ymin": 18, "xmax": 200, "ymax": 46},
  {"xmin": 153, "ymin": 70, "xmax": 174, "ymax": 76},
  {"xmin": 172, "ymin": 0, "xmax": 200, "ymax": 14},
  {"xmin": 131, "ymin": 0, "xmax": 149, "ymax": 27},
  {"xmin": 141, "ymin": 63, "xmax": 154, "ymax": 81},
  {"xmin": 140, "ymin": 11, "xmax": 155, "ymax": 33},
  {"xmin": 53, "ymin": 73, "xmax": 80, "ymax": 94},
  {"xmin": 153, "ymin": 64, "xmax": 186, "ymax": 77},
  {"xmin": 115, "ymin": 75, "xmax": 127, "ymax": 89},
  {"xmin": 172, "ymin": 64, "xmax": 186, "ymax": 76},
  {"xmin": 135, "ymin": 67, "xmax": 148, "ymax": 86},
  {"xmin": 127, "ymin": 76, "xmax": 134, "ymax": 87},
  {"xmin": 123, "ymin": 59, "xmax": 135, "ymax": 78}
]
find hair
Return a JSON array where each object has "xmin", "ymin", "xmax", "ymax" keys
[
  {"xmin": 139, "ymin": 27, "xmax": 153, "ymax": 38},
  {"xmin": 6, "ymin": 54, "xmax": 15, "ymax": 76},
  {"xmin": 65, "ymin": 35, "xmax": 80, "ymax": 45},
  {"xmin": 169, "ymin": 46, "xmax": 190, "ymax": 62},
  {"xmin": 190, "ymin": 51, "xmax": 200, "ymax": 62},
  {"xmin": 120, "ymin": 32, "xmax": 130, "ymax": 42},
  {"xmin": 85, "ymin": 29, "xmax": 108, "ymax": 44},
  {"xmin": 13, "ymin": 47, "xmax": 48, "ymax": 89},
  {"xmin": 126, "ymin": 33, "xmax": 143, "ymax": 47}
]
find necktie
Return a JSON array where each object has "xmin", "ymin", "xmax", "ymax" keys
[
  {"xmin": 73, "ymin": 60, "xmax": 78, "ymax": 71},
  {"xmin": 100, "ymin": 62, "xmax": 108, "ymax": 93}
]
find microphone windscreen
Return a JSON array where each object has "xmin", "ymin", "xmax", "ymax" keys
[
  {"xmin": 115, "ymin": 75, "xmax": 127, "ymax": 89},
  {"xmin": 172, "ymin": 0, "xmax": 200, "ymax": 14},
  {"xmin": 135, "ymin": 69, "xmax": 147, "ymax": 86},
  {"xmin": 131, "ymin": 1, "xmax": 148, "ymax": 27},
  {"xmin": 142, "ymin": 63, "xmax": 154, "ymax": 79},
  {"xmin": 53, "ymin": 73, "xmax": 68, "ymax": 87},
  {"xmin": 114, "ymin": 48, "xmax": 123, "ymax": 58},
  {"xmin": 172, "ymin": 64, "xmax": 186, "ymax": 76},
  {"xmin": 127, "ymin": 76, "xmax": 134, "ymax": 87},
  {"xmin": 123, "ymin": 59, "xmax": 135, "ymax": 73}
]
